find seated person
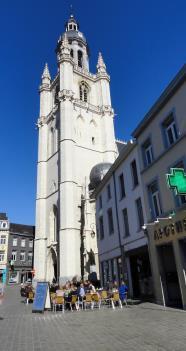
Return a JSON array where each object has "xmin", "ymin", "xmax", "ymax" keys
[
  {"xmin": 112, "ymin": 281, "xmax": 118, "ymax": 292},
  {"xmin": 78, "ymin": 283, "xmax": 85, "ymax": 301},
  {"xmin": 89, "ymin": 282, "xmax": 96, "ymax": 293}
]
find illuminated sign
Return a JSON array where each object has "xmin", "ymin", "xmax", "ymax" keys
[{"xmin": 167, "ymin": 168, "xmax": 186, "ymax": 195}]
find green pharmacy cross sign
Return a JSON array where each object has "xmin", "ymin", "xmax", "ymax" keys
[{"xmin": 167, "ymin": 168, "xmax": 186, "ymax": 195}]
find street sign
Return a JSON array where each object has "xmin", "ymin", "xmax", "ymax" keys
[
  {"xmin": 167, "ymin": 168, "xmax": 186, "ymax": 195},
  {"xmin": 32, "ymin": 282, "xmax": 50, "ymax": 313}
]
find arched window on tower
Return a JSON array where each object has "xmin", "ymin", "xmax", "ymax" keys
[
  {"xmin": 55, "ymin": 85, "xmax": 60, "ymax": 105},
  {"xmin": 79, "ymin": 82, "xmax": 89, "ymax": 102},
  {"xmin": 70, "ymin": 49, "xmax": 74, "ymax": 58},
  {"xmin": 78, "ymin": 50, "xmax": 83, "ymax": 68}
]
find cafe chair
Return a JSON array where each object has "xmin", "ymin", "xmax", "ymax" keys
[
  {"xmin": 111, "ymin": 292, "xmax": 122, "ymax": 310},
  {"xmin": 66, "ymin": 295, "xmax": 79, "ymax": 311},
  {"xmin": 54, "ymin": 296, "xmax": 65, "ymax": 313},
  {"xmin": 91, "ymin": 293, "xmax": 101, "ymax": 309},
  {"xmin": 50, "ymin": 293, "xmax": 56, "ymax": 311},
  {"xmin": 84, "ymin": 293, "xmax": 93, "ymax": 310},
  {"xmin": 100, "ymin": 290, "xmax": 111, "ymax": 307},
  {"xmin": 77, "ymin": 296, "xmax": 84, "ymax": 310},
  {"xmin": 27, "ymin": 291, "xmax": 34, "ymax": 305}
]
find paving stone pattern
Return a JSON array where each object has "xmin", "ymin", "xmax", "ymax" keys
[{"xmin": 0, "ymin": 286, "xmax": 186, "ymax": 351}]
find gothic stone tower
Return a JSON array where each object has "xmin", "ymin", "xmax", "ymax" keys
[{"xmin": 34, "ymin": 15, "xmax": 117, "ymax": 283}]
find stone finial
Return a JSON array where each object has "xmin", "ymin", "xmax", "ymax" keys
[
  {"xmin": 41, "ymin": 63, "xmax": 51, "ymax": 81},
  {"xmin": 97, "ymin": 52, "xmax": 106, "ymax": 72}
]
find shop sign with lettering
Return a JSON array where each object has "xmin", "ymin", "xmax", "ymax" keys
[{"xmin": 154, "ymin": 218, "xmax": 186, "ymax": 242}]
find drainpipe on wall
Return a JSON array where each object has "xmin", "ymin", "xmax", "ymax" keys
[{"xmin": 113, "ymin": 171, "xmax": 125, "ymax": 281}]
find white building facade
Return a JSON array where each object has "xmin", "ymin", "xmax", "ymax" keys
[
  {"xmin": 0, "ymin": 213, "xmax": 9, "ymax": 284},
  {"xmin": 92, "ymin": 142, "xmax": 153, "ymax": 299},
  {"xmin": 34, "ymin": 15, "xmax": 117, "ymax": 283},
  {"xmin": 132, "ymin": 65, "xmax": 186, "ymax": 309}
]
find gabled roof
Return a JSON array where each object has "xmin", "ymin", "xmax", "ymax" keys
[
  {"xmin": 132, "ymin": 64, "xmax": 186, "ymax": 138},
  {"xmin": 10, "ymin": 223, "xmax": 35, "ymax": 237}
]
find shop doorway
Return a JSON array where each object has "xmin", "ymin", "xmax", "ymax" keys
[
  {"xmin": 129, "ymin": 248, "xmax": 153, "ymax": 299},
  {"xmin": 158, "ymin": 244, "xmax": 182, "ymax": 308},
  {"xmin": 179, "ymin": 239, "xmax": 186, "ymax": 271}
]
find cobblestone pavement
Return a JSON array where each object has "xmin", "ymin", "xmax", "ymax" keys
[{"xmin": 0, "ymin": 286, "xmax": 186, "ymax": 351}]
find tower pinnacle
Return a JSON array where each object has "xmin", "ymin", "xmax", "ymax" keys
[
  {"xmin": 97, "ymin": 52, "xmax": 106, "ymax": 73},
  {"xmin": 41, "ymin": 63, "xmax": 51, "ymax": 82}
]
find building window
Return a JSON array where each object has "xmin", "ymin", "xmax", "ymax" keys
[
  {"xmin": 136, "ymin": 198, "xmax": 144, "ymax": 229},
  {"xmin": 131, "ymin": 160, "xmax": 139, "ymax": 187},
  {"xmin": 20, "ymin": 251, "xmax": 25, "ymax": 262},
  {"xmin": 122, "ymin": 208, "xmax": 130, "ymax": 237},
  {"xmin": 78, "ymin": 50, "xmax": 83, "ymax": 68},
  {"xmin": 21, "ymin": 239, "xmax": 25, "ymax": 247},
  {"xmin": 12, "ymin": 238, "xmax": 17, "ymax": 247},
  {"xmin": 28, "ymin": 252, "xmax": 33, "ymax": 263},
  {"xmin": 12, "ymin": 250, "xmax": 17, "ymax": 261},
  {"xmin": 107, "ymin": 208, "xmax": 114, "ymax": 235},
  {"xmin": 0, "ymin": 251, "xmax": 5, "ymax": 262},
  {"xmin": 79, "ymin": 82, "xmax": 88, "ymax": 102},
  {"xmin": 107, "ymin": 184, "xmax": 111, "ymax": 200},
  {"xmin": 29, "ymin": 240, "xmax": 33, "ymax": 248},
  {"xmin": 148, "ymin": 181, "xmax": 162, "ymax": 218},
  {"xmin": 119, "ymin": 173, "xmax": 125, "ymax": 199},
  {"xmin": 142, "ymin": 139, "xmax": 153, "ymax": 166},
  {"xmin": 99, "ymin": 216, "xmax": 104, "ymax": 240},
  {"xmin": 162, "ymin": 114, "xmax": 178, "ymax": 147},
  {"xmin": 0, "ymin": 235, "xmax": 6, "ymax": 244}
]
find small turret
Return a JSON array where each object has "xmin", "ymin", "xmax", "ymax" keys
[
  {"xmin": 41, "ymin": 63, "xmax": 51, "ymax": 85},
  {"xmin": 56, "ymin": 14, "xmax": 89, "ymax": 71},
  {"xmin": 65, "ymin": 14, "xmax": 79, "ymax": 32},
  {"xmin": 97, "ymin": 52, "xmax": 106, "ymax": 73}
]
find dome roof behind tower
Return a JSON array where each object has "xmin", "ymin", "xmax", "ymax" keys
[{"xmin": 90, "ymin": 163, "xmax": 112, "ymax": 189}]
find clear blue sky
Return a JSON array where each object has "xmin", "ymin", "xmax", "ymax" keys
[{"xmin": 1, "ymin": 0, "xmax": 186, "ymax": 225}]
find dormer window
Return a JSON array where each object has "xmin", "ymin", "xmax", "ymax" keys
[
  {"xmin": 78, "ymin": 50, "xmax": 83, "ymax": 68},
  {"xmin": 79, "ymin": 82, "xmax": 89, "ymax": 102}
]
